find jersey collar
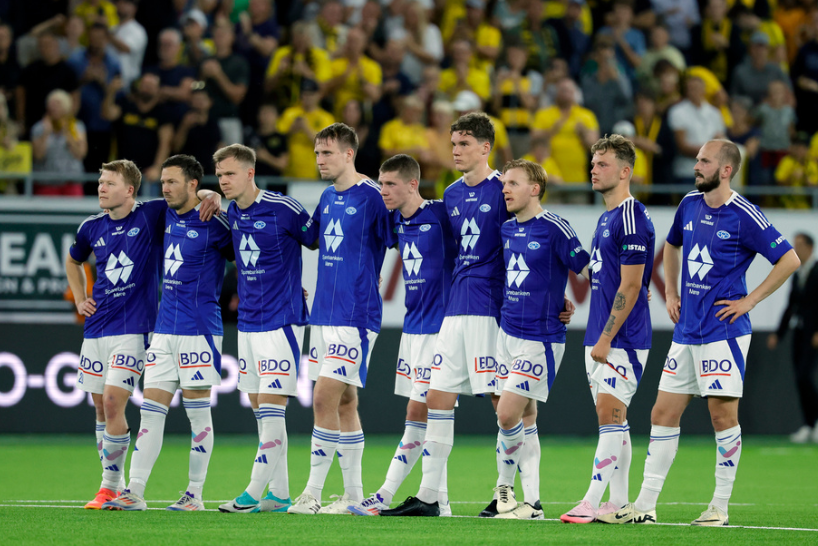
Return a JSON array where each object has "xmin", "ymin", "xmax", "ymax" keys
[{"xmin": 616, "ymin": 196, "xmax": 635, "ymax": 208}]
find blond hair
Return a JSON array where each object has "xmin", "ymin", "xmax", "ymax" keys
[
  {"xmin": 101, "ymin": 159, "xmax": 142, "ymax": 194},
  {"xmin": 503, "ymin": 158, "xmax": 548, "ymax": 200}
]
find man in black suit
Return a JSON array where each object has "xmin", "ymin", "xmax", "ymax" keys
[{"xmin": 768, "ymin": 233, "xmax": 818, "ymax": 443}]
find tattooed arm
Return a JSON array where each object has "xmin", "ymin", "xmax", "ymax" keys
[{"xmin": 590, "ymin": 263, "xmax": 646, "ymax": 364}]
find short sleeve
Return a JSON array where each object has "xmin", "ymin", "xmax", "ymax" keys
[
  {"xmin": 666, "ymin": 199, "xmax": 686, "ymax": 247},
  {"xmin": 69, "ymin": 218, "xmax": 94, "ymax": 263},
  {"xmin": 774, "ymin": 157, "xmax": 792, "ymax": 183},
  {"xmin": 290, "ymin": 207, "xmax": 318, "ymax": 247},
  {"xmin": 737, "ymin": 207, "xmax": 793, "ymax": 264},
  {"xmin": 617, "ymin": 203, "xmax": 652, "ymax": 266},
  {"xmin": 267, "ymin": 48, "xmax": 285, "ymax": 77},
  {"xmin": 552, "ymin": 223, "xmax": 590, "ymax": 274},
  {"xmin": 277, "ymin": 108, "xmax": 296, "ymax": 133},
  {"xmin": 532, "ymin": 108, "xmax": 556, "ymax": 131},
  {"xmin": 364, "ymin": 58, "xmax": 382, "ymax": 85}
]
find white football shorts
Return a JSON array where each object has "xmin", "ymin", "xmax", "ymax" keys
[
  {"xmin": 430, "ymin": 315, "xmax": 499, "ymax": 396},
  {"xmin": 585, "ymin": 346, "xmax": 649, "ymax": 406},
  {"xmin": 77, "ymin": 333, "xmax": 150, "ymax": 394},
  {"xmin": 237, "ymin": 326, "xmax": 304, "ymax": 396},
  {"xmin": 395, "ymin": 333, "xmax": 437, "ymax": 403},
  {"xmin": 144, "ymin": 333, "xmax": 223, "ymax": 392},
  {"xmin": 309, "ymin": 325, "xmax": 378, "ymax": 388},
  {"xmin": 495, "ymin": 329, "xmax": 565, "ymax": 403},
  {"xmin": 658, "ymin": 335, "xmax": 750, "ymax": 398}
]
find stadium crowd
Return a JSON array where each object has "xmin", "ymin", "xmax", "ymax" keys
[{"xmin": 1, "ymin": 0, "xmax": 818, "ymax": 206}]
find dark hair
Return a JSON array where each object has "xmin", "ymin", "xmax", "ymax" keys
[
  {"xmin": 503, "ymin": 158, "xmax": 548, "ymax": 200},
  {"xmin": 710, "ymin": 139, "xmax": 742, "ymax": 180},
  {"xmin": 450, "ymin": 112, "xmax": 495, "ymax": 149},
  {"xmin": 380, "ymin": 154, "xmax": 421, "ymax": 182},
  {"xmin": 162, "ymin": 154, "xmax": 204, "ymax": 186},
  {"xmin": 795, "ymin": 232, "xmax": 815, "ymax": 247},
  {"xmin": 591, "ymin": 134, "xmax": 637, "ymax": 168},
  {"xmin": 89, "ymin": 22, "xmax": 109, "ymax": 34},
  {"xmin": 315, "ymin": 122, "xmax": 359, "ymax": 155},
  {"xmin": 101, "ymin": 159, "xmax": 142, "ymax": 193},
  {"xmin": 214, "ymin": 143, "xmax": 256, "ymax": 168}
]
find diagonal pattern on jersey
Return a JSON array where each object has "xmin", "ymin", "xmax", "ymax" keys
[
  {"xmin": 240, "ymin": 234, "xmax": 260, "ymax": 267},
  {"xmin": 687, "ymin": 243, "xmax": 713, "ymax": 280},
  {"xmin": 105, "ymin": 251, "xmax": 134, "ymax": 284},
  {"xmin": 460, "ymin": 218, "xmax": 480, "ymax": 251},
  {"xmin": 507, "ymin": 254, "xmax": 530, "ymax": 288},
  {"xmin": 402, "ymin": 242, "xmax": 423, "ymax": 276}
]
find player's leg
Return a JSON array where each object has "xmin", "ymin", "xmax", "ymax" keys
[
  {"xmin": 518, "ymin": 401, "xmax": 540, "ymax": 507},
  {"xmin": 380, "ymin": 400, "xmax": 428, "ymax": 505},
  {"xmin": 494, "ymin": 391, "xmax": 529, "ymax": 514},
  {"xmin": 334, "ymin": 384, "xmax": 365, "ymax": 508},
  {"xmin": 692, "ymin": 396, "xmax": 740, "ymax": 526},
  {"xmin": 167, "ymin": 387, "xmax": 212, "ymax": 511}
]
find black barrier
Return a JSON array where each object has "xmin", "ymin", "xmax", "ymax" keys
[{"xmin": 0, "ymin": 324, "xmax": 802, "ymax": 435}]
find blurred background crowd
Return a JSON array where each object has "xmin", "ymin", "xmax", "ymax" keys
[{"xmin": 1, "ymin": 0, "xmax": 818, "ymax": 206}]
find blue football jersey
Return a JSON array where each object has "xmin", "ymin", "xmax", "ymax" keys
[
  {"xmin": 443, "ymin": 171, "xmax": 511, "ymax": 319},
  {"xmin": 154, "ymin": 205, "xmax": 234, "ymax": 336},
  {"xmin": 666, "ymin": 191, "xmax": 793, "ymax": 344},
  {"xmin": 584, "ymin": 197, "xmax": 655, "ymax": 350},
  {"xmin": 228, "ymin": 190, "xmax": 317, "ymax": 332},
  {"xmin": 501, "ymin": 211, "xmax": 590, "ymax": 343},
  {"xmin": 69, "ymin": 200, "xmax": 167, "ymax": 338},
  {"xmin": 310, "ymin": 179, "xmax": 396, "ymax": 332},
  {"xmin": 395, "ymin": 200, "xmax": 458, "ymax": 335}
]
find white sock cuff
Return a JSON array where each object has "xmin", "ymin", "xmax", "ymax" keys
[
  {"xmin": 650, "ymin": 425, "xmax": 680, "ymax": 439},
  {"xmin": 499, "ymin": 420, "xmax": 524, "ymax": 435},
  {"xmin": 258, "ymin": 403, "xmax": 286, "ymax": 420},
  {"xmin": 253, "ymin": 408, "xmax": 261, "ymax": 419},
  {"xmin": 716, "ymin": 425, "xmax": 741, "ymax": 442},
  {"xmin": 141, "ymin": 400, "xmax": 169, "ymax": 416},
  {"xmin": 339, "ymin": 430, "xmax": 365, "ymax": 447},
  {"xmin": 405, "ymin": 420, "xmax": 427, "ymax": 431},
  {"xmin": 103, "ymin": 431, "xmax": 130, "ymax": 443},
  {"xmin": 95, "ymin": 421, "xmax": 106, "ymax": 432},
  {"xmin": 428, "ymin": 409, "xmax": 455, "ymax": 420},
  {"xmin": 599, "ymin": 424, "xmax": 626, "ymax": 435},
  {"xmin": 183, "ymin": 398, "xmax": 211, "ymax": 412},
  {"xmin": 312, "ymin": 427, "xmax": 340, "ymax": 443},
  {"xmin": 524, "ymin": 425, "xmax": 538, "ymax": 436}
]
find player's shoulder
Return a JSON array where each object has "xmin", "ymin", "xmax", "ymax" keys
[
  {"xmin": 258, "ymin": 189, "xmax": 306, "ymax": 215},
  {"xmin": 725, "ymin": 191, "xmax": 772, "ymax": 229},
  {"xmin": 355, "ymin": 177, "xmax": 382, "ymax": 195},
  {"xmin": 485, "ymin": 170, "xmax": 502, "ymax": 189},
  {"xmin": 679, "ymin": 190, "xmax": 704, "ymax": 206},
  {"xmin": 537, "ymin": 209, "xmax": 578, "ymax": 239},
  {"xmin": 77, "ymin": 210, "xmax": 108, "ymax": 232},
  {"xmin": 615, "ymin": 197, "xmax": 652, "ymax": 235},
  {"xmin": 443, "ymin": 176, "xmax": 465, "ymax": 198}
]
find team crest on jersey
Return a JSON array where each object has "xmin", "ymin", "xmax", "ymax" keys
[
  {"xmin": 717, "ymin": 230, "xmax": 730, "ymax": 239},
  {"xmin": 345, "ymin": 207, "xmax": 357, "ymax": 215},
  {"xmin": 254, "ymin": 221, "xmax": 266, "ymax": 229},
  {"xmin": 420, "ymin": 224, "xmax": 431, "ymax": 232},
  {"xmin": 479, "ymin": 204, "xmax": 491, "ymax": 212},
  {"xmin": 602, "ymin": 230, "xmax": 610, "ymax": 238},
  {"xmin": 187, "ymin": 230, "xmax": 198, "ymax": 239},
  {"xmin": 528, "ymin": 241, "xmax": 540, "ymax": 250},
  {"xmin": 127, "ymin": 228, "xmax": 140, "ymax": 237}
]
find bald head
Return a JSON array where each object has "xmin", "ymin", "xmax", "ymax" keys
[{"xmin": 710, "ymin": 139, "xmax": 741, "ymax": 181}]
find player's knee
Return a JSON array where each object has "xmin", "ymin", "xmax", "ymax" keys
[
  {"xmin": 650, "ymin": 403, "xmax": 681, "ymax": 427},
  {"xmin": 312, "ymin": 394, "xmax": 335, "ymax": 417},
  {"xmin": 405, "ymin": 404, "xmax": 427, "ymax": 422},
  {"xmin": 102, "ymin": 394, "xmax": 122, "ymax": 419},
  {"xmin": 710, "ymin": 412, "xmax": 738, "ymax": 431},
  {"xmin": 496, "ymin": 410, "xmax": 520, "ymax": 431}
]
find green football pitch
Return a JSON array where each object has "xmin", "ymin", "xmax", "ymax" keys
[{"xmin": 1, "ymin": 434, "xmax": 816, "ymax": 545}]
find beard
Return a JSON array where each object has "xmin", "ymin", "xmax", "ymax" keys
[{"xmin": 694, "ymin": 171, "xmax": 720, "ymax": 193}]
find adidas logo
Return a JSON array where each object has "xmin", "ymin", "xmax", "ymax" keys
[
  {"xmin": 504, "ymin": 240, "xmax": 509, "ymax": 249},
  {"xmin": 165, "ymin": 225, "xmax": 172, "ymax": 234},
  {"xmin": 122, "ymin": 376, "xmax": 135, "ymax": 387},
  {"xmin": 332, "ymin": 366, "xmax": 347, "ymax": 376},
  {"xmin": 336, "ymin": 451, "xmax": 343, "ymax": 457},
  {"xmin": 232, "ymin": 221, "xmax": 238, "ymax": 230},
  {"xmin": 451, "ymin": 206, "xmax": 460, "ymax": 216},
  {"xmin": 104, "ymin": 464, "xmax": 119, "ymax": 472},
  {"xmin": 311, "ymin": 449, "xmax": 327, "ymax": 456},
  {"xmin": 267, "ymin": 379, "xmax": 282, "ymax": 389},
  {"xmin": 515, "ymin": 381, "xmax": 530, "ymax": 391},
  {"xmin": 94, "ymin": 237, "xmax": 106, "ymax": 247},
  {"xmin": 502, "ymin": 459, "xmax": 515, "ymax": 465},
  {"xmin": 323, "ymin": 205, "xmax": 329, "ymax": 214},
  {"xmin": 255, "ymin": 454, "xmax": 268, "ymax": 464},
  {"xmin": 592, "ymin": 473, "xmax": 602, "ymax": 481},
  {"xmin": 487, "ymin": 379, "xmax": 496, "ymax": 388},
  {"xmin": 191, "ymin": 371, "xmax": 205, "ymax": 381},
  {"xmin": 191, "ymin": 446, "xmax": 207, "ymax": 453},
  {"xmin": 604, "ymin": 377, "xmax": 617, "ymax": 389},
  {"xmin": 718, "ymin": 460, "xmax": 735, "ymax": 467},
  {"xmin": 393, "ymin": 455, "xmax": 408, "ymax": 464},
  {"xmin": 684, "ymin": 221, "xmax": 693, "ymax": 231},
  {"xmin": 708, "ymin": 380, "xmax": 723, "ymax": 390},
  {"xmin": 422, "ymin": 449, "xmax": 431, "ymax": 457}
]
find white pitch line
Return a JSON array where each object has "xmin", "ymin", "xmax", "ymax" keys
[{"xmin": 1, "ymin": 503, "xmax": 816, "ymax": 532}]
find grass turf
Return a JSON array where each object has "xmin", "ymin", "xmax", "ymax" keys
[{"xmin": 0, "ymin": 434, "xmax": 816, "ymax": 545}]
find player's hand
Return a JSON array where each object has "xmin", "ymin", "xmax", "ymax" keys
[
  {"xmin": 559, "ymin": 297, "xmax": 576, "ymax": 324},
  {"xmin": 714, "ymin": 297, "xmax": 755, "ymax": 324},
  {"xmin": 666, "ymin": 293, "xmax": 681, "ymax": 323},
  {"xmin": 812, "ymin": 332, "xmax": 818, "ymax": 349},
  {"xmin": 590, "ymin": 337, "xmax": 612, "ymax": 364},
  {"xmin": 198, "ymin": 192, "xmax": 222, "ymax": 221},
  {"xmin": 767, "ymin": 333, "xmax": 778, "ymax": 350},
  {"xmin": 379, "ymin": 275, "xmax": 383, "ymax": 289},
  {"xmin": 76, "ymin": 297, "xmax": 97, "ymax": 317},
  {"xmin": 647, "ymin": 287, "xmax": 652, "ymax": 302},
  {"xmin": 303, "ymin": 287, "xmax": 309, "ymax": 299}
]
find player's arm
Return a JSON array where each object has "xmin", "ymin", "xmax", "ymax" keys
[
  {"xmin": 664, "ymin": 241, "xmax": 682, "ymax": 323},
  {"xmin": 590, "ymin": 263, "xmax": 645, "ymax": 363},
  {"xmin": 196, "ymin": 189, "xmax": 222, "ymax": 221},
  {"xmin": 715, "ymin": 249, "xmax": 801, "ymax": 324},
  {"xmin": 65, "ymin": 255, "xmax": 96, "ymax": 317}
]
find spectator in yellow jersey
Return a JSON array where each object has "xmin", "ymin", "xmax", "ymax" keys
[
  {"xmin": 443, "ymin": 0, "xmax": 501, "ymax": 73},
  {"xmin": 277, "ymin": 79, "xmax": 335, "ymax": 179},
  {"xmin": 493, "ymin": 42, "xmax": 536, "ymax": 158},
  {"xmin": 74, "ymin": 0, "xmax": 119, "ymax": 43},
  {"xmin": 438, "ymin": 39, "xmax": 491, "ymax": 102},
  {"xmin": 180, "ymin": 9, "xmax": 213, "ymax": 69},
  {"xmin": 265, "ymin": 22, "xmax": 331, "ymax": 111},
  {"xmin": 326, "ymin": 27, "xmax": 383, "ymax": 117},
  {"xmin": 531, "ymin": 78, "xmax": 599, "ymax": 197},
  {"xmin": 689, "ymin": 0, "xmax": 746, "ymax": 85},
  {"xmin": 775, "ymin": 132, "xmax": 818, "ymax": 209},
  {"xmin": 450, "ymin": 90, "xmax": 512, "ymax": 171},
  {"xmin": 379, "ymin": 94, "xmax": 430, "ymax": 162},
  {"xmin": 631, "ymin": 90, "xmax": 675, "ymax": 192},
  {"xmin": 306, "ymin": 0, "xmax": 348, "ymax": 56}
]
